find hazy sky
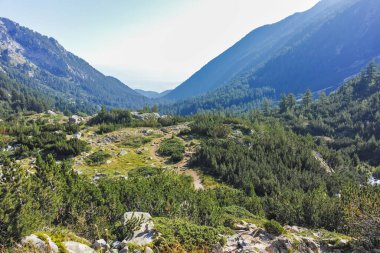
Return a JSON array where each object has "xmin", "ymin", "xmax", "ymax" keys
[{"xmin": 0, "ymin": 0, "xmax": 319, "ymax": 91}]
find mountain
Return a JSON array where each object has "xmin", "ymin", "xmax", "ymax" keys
[
  {"xmin": 164, "ymin": 0, "xmax": 380, "ymax": 105},
  {"xmin": 135, "ymin": 89, "xmax": 172, "ymax": 98},
  {"xmin": 0, "ymin": 17, "xmax": 149, "ymax": 112}
]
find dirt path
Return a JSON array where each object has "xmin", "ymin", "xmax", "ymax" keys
[
  {"xmin": 150, "ymin": 126, "xmax": 204, "ymax": 190},
  {"xmin": 178, "ymin": 168, "xmax": 204, "ymax": 190}
]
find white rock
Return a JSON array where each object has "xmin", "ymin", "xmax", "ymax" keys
[
  {"xmin": 21, "ymin": 234, "xmax": 58, "ymax": 253},
  {"xmin": 93, "ymin": 239, "xmax": 107, "ymax": 250},
  {"xmin": 123, "ymin": 212, "xmax": 154, "ymax": 246},
  {"xmin": 144, "ymin": 246, "xmax": 154, "ymax": 253},
  {"xmin": 64, "ymin": 241, "xmax": 96, "ymax": 253},
  {"xmin": 120, "ymin": 240, "xmax": 129, "ymax": 248}
]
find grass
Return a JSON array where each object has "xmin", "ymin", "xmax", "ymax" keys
[
  {"xmin": 298, "ymin": 228, "xmax": 351, "ymax": 241},
  {"xmin": 198, "ymin": 172, "xmax": 224, "ymax": 189},
  {"xmin": 75, "ymin": 129, "xmax": 163, "ymax": 177},
  {"xmin": 76, "ymin": 147, "xmax": 156, "ymax": 177},
  {"xmin": 120, "ymin": 135, "xmax": 153, "ymax": 148},
  {"xmin": 222, "ymin": 205, "xmax": 267, "ymax": 228}
]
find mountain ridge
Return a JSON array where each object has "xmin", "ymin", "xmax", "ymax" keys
[
  {"xmin": 0, "ymin": 17, "xmax": 149, "ymax": 111},
  {"xmin": 135, "ymin": 88, "xmax": 172, "ymax": 98},
  {"xmin": 164, "ymin": 0, "xmax": 379, "ymax": 106}
]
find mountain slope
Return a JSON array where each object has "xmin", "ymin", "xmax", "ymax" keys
[
  {"xmin": 297, "ymin": 62, "xmax": 380, "ymax": 166},
  {"xmin": 0, "ymin": 17, "xmax": 149, "ymax": 111},
  {"xmin": 135, "ymin": 89, "xmax": 172, "ymax": 98},
  {"xmin": 164, "ymin": 0, "xmax": 380, "ymax": 103}
]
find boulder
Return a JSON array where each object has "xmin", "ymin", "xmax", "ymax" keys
[
  {"xmin": 119, "ymin": 246, "xmax": 129, "ymax": 253},
  {"xmin": 120, "ymin": 240, "xmax": 129, "ymax": 248},
  {"xmin": 46, "ymin": 236, "xmax": 59, "ymax": 253},
  {"xmin": 144, "ymin": 246, "xmax": 154, "ymax": 253},
  {"xmin": 21, "ymin": 234, "xmax": 58, "ymax": 253},
  {"xmin": 119, "ymin": 150, "xmax": 127, "ymax": 156},
  {"xmin": 64, "ymin": 241, "xmax": 96, "ymax": 253},
  {"xmin": 123, "ymin": 212, "xmax": 154, "ymax": 246},
  {"xmin": 336, "ymin": 239, "xmax": 348, "ymax": 248},
  {"xmin": 47, "ymin": 110, "xmax": 56, "ymax": 115},
  {"xmin": 92, "ymin": 238, "xmax": 107, "ymax": 250},
  {"xmin": 111, "ymin": 240, "xmax": 121, "ymax": 249}
]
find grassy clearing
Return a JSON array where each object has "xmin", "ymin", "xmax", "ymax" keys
[
  {"xmin": 119, "ymin": 135, "xmax": 153, "ymax": 148},
  {"xmin": 76, "ymin": 148, "xmax": 157, "ymax": 177},
  {"xmin": 74, "ymin": 129, "xmax": 165, "ymax": 177}
]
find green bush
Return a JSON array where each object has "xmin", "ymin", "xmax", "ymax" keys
[
  {"xmin": 96, "ymin": 124, "xmax": 119, "ymax": 134},
  {"xmin": 154, "ymin": 217, "xmax": 227, "ymax": 252},
  {"xmin": 86, "ymin": 151, "xmax": 111, "ymax": 166},
  {"xmin": 264, "ymin": 220, "xmax": 285, "ymax": 236},
  {"xmin": 158, "ymin": 137, "xmax": 185, "ymax": 162}
]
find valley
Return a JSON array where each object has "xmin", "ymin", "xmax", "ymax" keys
[{"xmin": 0, "ymin": 0, "xmax": 380, "ymax": 252}]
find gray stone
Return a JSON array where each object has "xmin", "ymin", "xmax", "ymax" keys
[
  {"xmin": 335, "ymin": 238, "xmax": 349, "ymax": 249},
  {"xmin": 21, "ymin": 234, "xmax": 58, "ymax": 253},
  {"xmin": 119, "ymin": 150, "xmax": 127, "ymax": 156},
  {"xmin": 119, "ymin": 246, "xmax": 129, "ymax": 253},
  {"xmin": 63, "ymin": 241, "xmax": 96, "ymax": 253},
  {"xmin": 144, "ymin": 246, "xmax": 154, "ymax": 253},
  {"xmin": 111, "ymin": 240, "xmax": 121, "ymax": 249},
  {"xmin": 93, "ymin": 239, "xmax": 107, "ymax": 250},
  {"xmin": 46, "ymin": 236, "xmax": 59, "ymax": 253},
  {"xmin": 120, "ymin": 240, "xmax": 129, "ymax": 248},
  {"xmin": 123, "ymin": 212, "xmax": 154, "ymax": 246}
]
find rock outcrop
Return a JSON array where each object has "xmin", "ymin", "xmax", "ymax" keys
[
  {"xmin": 123, "ymin": 212, "xmax": 155, "ymax": 246},
  {"xmin": 64, "ymin": 241, "xmax": 96, "ymax": 253},
  {"xmin": 21, "ymin": 234, "xmax": 58, "ymax": 253},
  {"xmin": 223, "ymin": 221, "xmax": 351, "ymax": 253}
]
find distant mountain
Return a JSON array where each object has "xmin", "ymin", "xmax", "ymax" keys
[
  {"xmin": 135, "ymin": 89, "xmax": 172, "ymax": 99},
  {"xmin": 164, "ymin": 0, "xmax": 380, "ymax": 105},
  {"xmin": 0, "ymin": 17, "xmax": 149, "ymax": 112}
]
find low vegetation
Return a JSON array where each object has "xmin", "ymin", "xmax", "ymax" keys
[
  {"xmin": 264, "ymin": 220, "xmax": 285, "ymax": 236},
  {"xmin": 86, "ymin": 150, "xmax": 111, "ymax": 166},
  {"xmin": 0, "ymin": 64, "xmax": 380, "ymax": 251},
  {"xmin": 158, "ymin": 137, "xmax": 185, "ymax": 162}
]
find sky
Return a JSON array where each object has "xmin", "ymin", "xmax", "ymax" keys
[{"xmin": 0, "ymin": 0, "xmax": 320, "ymax": 92}]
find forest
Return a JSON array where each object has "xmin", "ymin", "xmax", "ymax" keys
[{"xmin": 0, "ymin": 64, "xmax": 379, "ymax": 252}]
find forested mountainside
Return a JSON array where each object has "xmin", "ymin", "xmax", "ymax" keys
[
  {"xmin": 135, "ymin": 89, "xmax": 172, "ymax": 99},
  {"xmin": 0, "ymin": 63, "xmax": 379, "ymax": 253},
  {"xmin": 0, "ymin": 17, "xmax": 149, "ymax": 111},
  {"xmin": 164, "ymin": 0, "xmax": 380, "ymax": 108},
  {"xmin": 253, "ymin": 63, "xmax": 380, "ymax": 168},
  {"xmin": 161, "ymin": 84, "xmax": 276, "ymax": 115},
  {"xmin": 0, "ymin": 72, "xmax": 96, "ymax": 117}
]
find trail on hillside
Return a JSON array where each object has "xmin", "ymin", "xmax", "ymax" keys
[{"xmin": 151, "ymin": 125, "xmax": 204, "ymax": 190}]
